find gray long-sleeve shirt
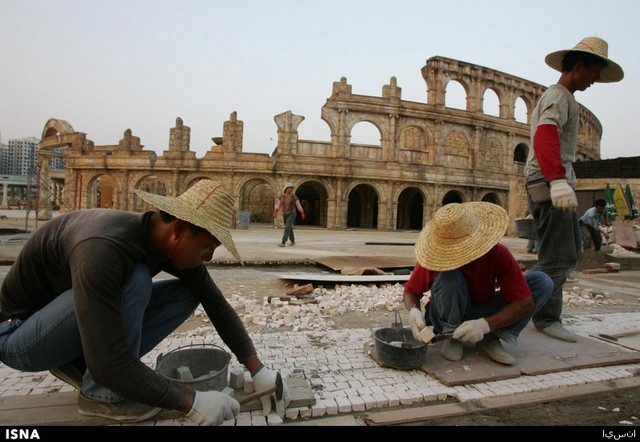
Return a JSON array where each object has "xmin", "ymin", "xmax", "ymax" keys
[{"xmin": 0, "ymin": 209, "xmax": 255, "ymax": 410}]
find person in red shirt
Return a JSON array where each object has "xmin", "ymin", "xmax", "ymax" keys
[{"xmin": 403, "ymin": 202, "xmax": 552, "ymax": 365}]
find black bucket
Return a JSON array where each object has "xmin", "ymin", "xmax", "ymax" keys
[
  {"xmin": 156, "ymin": 344, "xmax": 230, "ymax": 391},
  {"xmin": 374, "ymin": 326, "xmax": 428, "ymax": 370}
]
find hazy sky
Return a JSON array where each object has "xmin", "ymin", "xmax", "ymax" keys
[{"xmin": 1, "ymin": 0, "xmax": 638, "ymax": 159}]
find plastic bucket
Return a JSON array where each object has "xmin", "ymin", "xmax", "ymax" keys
[
  {"xmin": 374, "ymin": 326, "xmax": 427, "ymax": 370},
  {"xmin": 156, "ymin": 344, "xmax": 230, "ymax": 391}
]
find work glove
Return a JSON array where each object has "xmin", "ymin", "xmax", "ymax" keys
[
  {"xmin": 452, "ymin": 318, "xmax": 490, "ymax": 343},
  {"xmin": 300, "ymin": 210, "xmax": 306, "ymax": 220},
  {"xmin": 252, "ymin": 366, "xmax": 291, "ymax": 417},
  {"xmin": 187, "ymin": 390, "xmax": 240, "ymax": 426},
  {"xmin": 409, "ymin": 307, "xmax": 427, "ymax": 342},
  {"xmin": 550, "ymin": 179, "xmax": 578, "ymax": 212}
]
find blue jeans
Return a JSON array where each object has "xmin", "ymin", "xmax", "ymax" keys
[
  {"xmin": 281, "ymin": 213, "xmax": 296, "ymax": 244},
  {"xmin": 528, "ymin": 199, "xmax": 582, "ymax": 329},
  {"xmin": 0, "ymin": 264, "xmax": 198, "ymax": 402},
  {"xmin": 427, "ymin": 270, "xmax": 553, "ymax": 345}
]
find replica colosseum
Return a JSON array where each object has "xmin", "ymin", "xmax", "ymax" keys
[{"xmin": 36, "ymin": 56, "xmax": 603, "ymax": 234}]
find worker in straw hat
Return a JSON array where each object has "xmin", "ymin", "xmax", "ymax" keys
[
  {"xmin": 0, "ymin": 179, "xmax": 289, "ymax": 425},
  {"xmin": 403, "ymin": 202, "xmax": 553, "ymax": 365},
  {"xmin": 525, "ymin": 36, "xmax": 623, "ymax": 343}
]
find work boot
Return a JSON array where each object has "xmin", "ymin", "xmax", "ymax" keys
[
  {"xmin": 476, "ymin": 334, "xmax": 515, "ymax": 365},
  {"xmin": 50, "ymin": 356, "xmax": 87, "ymax": 390},
  {"xmin": 278, "ymin": 243, "xmax": 285, "ymax": 247},
  {"xmin": 540, "ymin": 322, "xmax": 578, "ymax": 343},
  {"xmin": 289, "ymin": 241, "xmax": 295, "ymax": 246},
  {"xmin": 77, "ymin": 394, "xmax": 162, "ymax": 423},
  {"xmin": 441, "ymin": 337, "xmax": 463, "ymax": 361}
]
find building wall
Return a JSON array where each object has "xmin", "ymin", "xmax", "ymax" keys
[{"xmin": 35, "ymin": 56, "xmax": 607, "ymax": 234}]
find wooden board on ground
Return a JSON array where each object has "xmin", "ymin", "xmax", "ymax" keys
[
  {"xmin": 313, "ymin": 255, "xmax": 416, "ymax": 272},
  {"xmin": 363, "ymin": 377, "xmax": 640, "ymax": 425},
  {"xmin": 365, "ymin": 323, "xmax": 640, "ymax": 386},
  {"xmin": 278, "ymin": 272, "xmax": 410, "ymax": 283},
  {"xmin": 591, "ymin": 333, "xmax": 640, "ymax": 352},
  {"xmin": 364, "ymin": 241, "xmax": 415, "ymax": 246},
  {"xmin": 0, "ymin": 377, "xmax": 314, "ymax": 425}
]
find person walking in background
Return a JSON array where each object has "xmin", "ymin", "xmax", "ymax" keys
[
  {"xmin": 525, "ymin": 36, "xmax": 623, "ymax": 343},
  {"xmin": 579, "ymin": 198, "xmax": 610, "ymax": 251},
  {"xmin": 273, "ymin": 182, "xmax": 305, "ymax": 247}
]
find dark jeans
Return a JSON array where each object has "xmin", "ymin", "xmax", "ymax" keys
[
  {"xmin": 427, "ymin": 270, "xmax": 553, "ymax": 345},
  {"xmin": 281, "ymin": 213, "xmax": 296, "ymax": 244},
  {"xmin": 528, "ymin": 198, "xmax": 582, "ymax": 329},
  {"xmin": 0, "ymin": 263, "xmax": 198, "ymax": 402}
]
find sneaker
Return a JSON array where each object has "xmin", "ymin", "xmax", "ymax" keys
[
  {"xmin": 50, "ymin": 360, "xmax": 85, "ymax": 390},
  {"xmin": 77, "ymin": 394, "xmax": 162, "ymax": 422},
  {"xmin": 278, "ymin": 243, "xmax": 286, "ymax": 247},
  {"xmin": 289, "ymin": 241, "xmax": 295, "ymax": 246},
  {"xmin": 540, "ymin": 322, "xmax": 578, "ymax": 343},
  {"xmin": 441, "ymin": 337, "xmax": 463, "ymax": 361},
  {"xmin": 476, "ymin": 335, "xmax": 515, "ymax": 365}
]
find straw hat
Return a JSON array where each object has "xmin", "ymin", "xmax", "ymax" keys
[
  {"xmin": 545, "ymin": 36, "xmax": 623, "ymax": 83},
  {"xmin": 415, "ymin": 202, "xmax": 508, "ymax": 271},
  {"xmin": 135, "ymin": 180, "xmax": 242, "ymax": 263},
  {"xmin": 283, "ymin": 182, "xmax": 294, "ymax": 192}
]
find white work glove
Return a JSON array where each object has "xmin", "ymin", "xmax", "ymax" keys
[
  {"xmin": 187, "ymin": 390, "xmax": 240, "ymax": 426},
  {"xmin": 409, "ymin": 307, "xmax": 427, "ymax": 342},
  {"xmin": 252, "ymin": 366, "xmax": 291, "ymax": 416},
  {"xmin": 550, "ymin": 179, "xmax": 578, "ymax": 212},
  {"xmin": 452, "ymin": 318, "xmax": 490, "ymax": 343}
]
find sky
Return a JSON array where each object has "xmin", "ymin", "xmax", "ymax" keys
[{"xmin": 1, "ymin": 0, "xmax": 639, "ymax": 160}]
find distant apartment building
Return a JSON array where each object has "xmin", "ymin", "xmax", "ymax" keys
[{"xmin": 0, "ymin": 137, "xmax": 64, "ymax": 176}]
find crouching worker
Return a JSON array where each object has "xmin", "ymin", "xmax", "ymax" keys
[
  {"xmin": 403, "ymin": 202, "xmax": 553, "ymax": 365},
  {"xmin": 0, "ymin": 180, "xmax": 289, "ymax": 425}
]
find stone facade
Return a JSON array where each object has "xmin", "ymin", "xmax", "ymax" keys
[{"xmin": 36, "ymin": 56, "xmax": 605, "ymax": 233}]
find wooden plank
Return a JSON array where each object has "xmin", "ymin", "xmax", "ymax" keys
[
  {"xmin": 0, "ymin": 377, "xmax": 314, "ymax": 425},
  {"xmin": 313, "ymin": 255, "xmax": 416, "ymax": 272},
  {"xmin": 363, "ymin": 377, "xmax": 640, "ymax": 425},
  {"xmin": 277, "ymin": 273, "xmax": 410, "ymax": 283}
]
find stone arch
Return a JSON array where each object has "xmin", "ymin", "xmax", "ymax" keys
[
  {"xmin": 481, "ymin": 87, "xmax": 501, "ymax": 117},
  {"xmin": 513, "ymin": 143, "xmax": 528, "ymax": 163},
  {"xmin": 41, "ymin": 118, "xmax": 75, "ymax": 139},
  {"xmin": 398, "ymin": 123, "xmax": 434, "ymax": 165},
  {"xmin": 86, "ymin": 173, "xmax": 119, "ymax": 210},
  {"xmin": 132, "ymin": 175, "xmax": 170, "ymax": 212},
  {"xmin": 347, "ymin": 183, "xmax": 379, "ymax": 229},
  {"xmin": 349, "ymin": 120, "xmax": 381, "ymax": 145},
  {"xmin": 396, "ymin": 186, "xmax": 425, "ymax": 230},
  {"xmin": 444, "ymin": 79, "xmax": 468, "ymax": 110},
  {"xmin": 481, "ymin": 192, "xmax": 502, "ymax": 205},
  {"xmin": 514, "ymin": 96, "xmax": 528, "ymax": 123},
  {"xmin": 238, "ymin": 177, "xmax": 276, "ymax": 224},
  {"xmin": 297, "ymin": 180, "xmax": 329, "ymax": 227},
  {"xmin": 441, "ymin": 189, "xmax": 465, "ymax": 205}
]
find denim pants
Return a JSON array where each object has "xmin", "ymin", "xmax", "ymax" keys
[
  {"xmin": 0, "ymin": 263, "xmax": 198, "ymax": 402},
  {"xmin": 528, "ymin": 199, "xmax": 582, "ymax": 329},
  {"xmin": 427, "ymin": 270, "xmax": 553, "ymax": 345},
  {"xmin": 281, "ymin": 213, "xmax": 296, "ymax": 244}
]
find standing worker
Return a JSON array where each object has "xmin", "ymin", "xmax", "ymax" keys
[
  {"xmin": 273, "ymin": 182, "xmax": 305, "ymax": 247},
  {"xmin": 525, "ymin": 36, "xmax": 623, "ymax": 342}
]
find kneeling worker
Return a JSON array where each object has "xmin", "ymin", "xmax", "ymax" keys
[{"xmin": 403, "ymin": 202, "xmax": 553, "ymax": 365}]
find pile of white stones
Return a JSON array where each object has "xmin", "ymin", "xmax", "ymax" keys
[
  {"xmin": 193, "ymin": 283, "xmax": 404, "ymax": 331},
  {"xmin": 562, "ymin": 286, "xmax": 623, "ymax": 307},
  {"xmin": 610, "ymin": 243, "xmax": 640, "ymax": 256}
]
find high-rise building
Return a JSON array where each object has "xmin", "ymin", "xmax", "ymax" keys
[{"xmin": 3, "ymin": 137, "xmax": 40, "ymax": 176}]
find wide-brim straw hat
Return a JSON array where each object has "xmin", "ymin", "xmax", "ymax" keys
[
  {"xmin": 545, "ymin": 36, "xmax": 624, "ymax": 83},
  {"xmin": 415, "ymin": 202, "xmax": 508, "ymax": 271},
  {"xmin": 135, "ymin": 180, "xmax": 242, "ymax": 264}
]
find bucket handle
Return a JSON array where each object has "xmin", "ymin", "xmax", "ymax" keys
[{"xmin": 155, "ymin": 343, "xmax": 230, "ymax": 367}]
